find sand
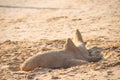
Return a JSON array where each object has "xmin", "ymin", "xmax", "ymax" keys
[{"xmin": 0, "ymin": 0, "xmax": 120, "ymax": 80}]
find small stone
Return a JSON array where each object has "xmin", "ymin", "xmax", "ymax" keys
[
  {"xmin": 107, "ymin": 71, "xmax": 113, "ymax": 75},
  {"xmin": 51, "ymin": 76, "xmax": 60, "ymax": 79}
]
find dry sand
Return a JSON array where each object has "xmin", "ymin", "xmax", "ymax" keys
[{"xmin": 0, "ymin": 0, "xmax": 120, "ymax": 80}]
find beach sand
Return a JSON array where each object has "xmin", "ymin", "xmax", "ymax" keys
[{"xmin": 0, "ymin": 0, "xmax": 120, "ymax": 80}]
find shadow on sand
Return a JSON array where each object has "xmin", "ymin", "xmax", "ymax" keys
[{"xmin": 0, "ymin": 5, "xmax": 81, "ymax": 10}]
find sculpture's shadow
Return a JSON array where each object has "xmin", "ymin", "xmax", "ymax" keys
[{"xmin": 88, "ymin": 47, "xmax": 104, "ymax": 57}]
